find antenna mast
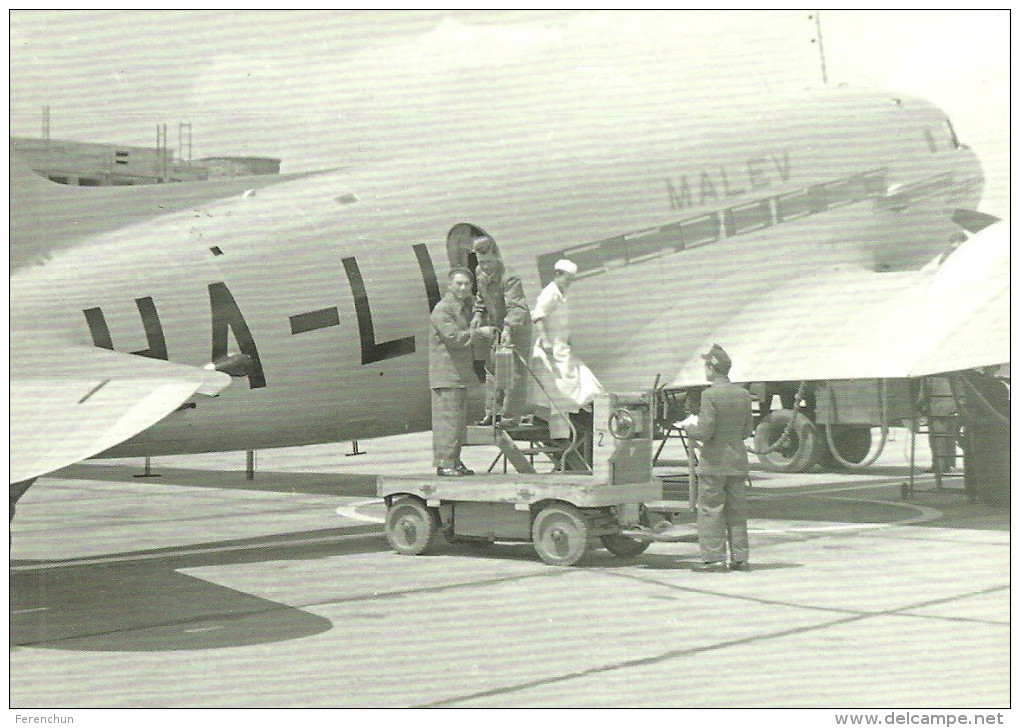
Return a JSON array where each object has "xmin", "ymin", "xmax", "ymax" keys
[{"xmin": 813, "ymin": 11, "xmax": 828, "ymax": 85}]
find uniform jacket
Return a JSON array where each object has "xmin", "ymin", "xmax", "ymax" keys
[
  {"xmin": 475, "ymin": 267, "xmax": 532, "ymax": 357},
  {"xmin": 429, "ymin": 292, "xmax": 481, "ymax": 388},
  {"xmin": 686, "ymin": 377, "xmax": 754, "ymax": 475}
]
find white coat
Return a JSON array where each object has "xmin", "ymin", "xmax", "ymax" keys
[{"xmin": 528, "ymin": 281, "xmax": 603, "ymax": 438}]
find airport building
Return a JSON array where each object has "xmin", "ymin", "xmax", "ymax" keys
[{"xmin": 11, "ymin": 136, "xmax": 281, "ymax": 186}]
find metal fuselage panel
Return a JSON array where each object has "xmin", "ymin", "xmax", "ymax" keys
[{"xmin": 9, "ymin": 89, "xmax": 983, "ymax": 456}]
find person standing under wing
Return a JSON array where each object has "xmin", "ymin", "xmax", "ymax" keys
[{"xmin": 680, "ymin": 344, "xmax": 754, "ymax": 572}]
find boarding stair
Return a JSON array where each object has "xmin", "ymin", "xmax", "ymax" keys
[{"xmin": 465, "ymin": 415, "xmax": 592, "ymax": 474}]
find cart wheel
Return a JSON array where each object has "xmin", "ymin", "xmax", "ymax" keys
[
  {"xmin": 385, "ymin": 496, "xmax": 439, "ymax": 555},
  {"xmin": 601, "ymin": 534, "xmax": 651, "ymax": 558},
  {"xmin": 532, "ymin": 503, "xmax": 590, "ymax": 566}
]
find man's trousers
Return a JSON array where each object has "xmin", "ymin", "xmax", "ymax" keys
[
  {"xmin": 696, "ymin": 473, "xmax": 750, "ymax": 563},
  {"xmin": 432, "ymin": 387, "xmax": 467, "ymax": 469}
]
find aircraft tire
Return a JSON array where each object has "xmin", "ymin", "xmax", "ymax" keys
[
  {"xmin": 601, "ymin": 534, "xmax": 651, "ymax": 558},
  {"xmin": 532, "ymin": 503, "xmax": 590, "ymax": 566},
  {"xmin": 819, "ymin": 425, "xmax": 872, "ymax": 469},
  {"xmin": 385, "ymin": 495, "xmax": 440, "ymax": 555},
  {"xmin": 753, "ymin": 409, "xmax": 822, "ymax": 473}
]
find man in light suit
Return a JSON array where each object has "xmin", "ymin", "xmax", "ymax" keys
[{"xmin": 681, "ymin": 344, "xmax": 755, "ymax": 572}]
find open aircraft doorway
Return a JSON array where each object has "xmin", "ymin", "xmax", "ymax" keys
[{"xmin": 447, "ymin": 222, "xmax": 496, "ymax": 290}]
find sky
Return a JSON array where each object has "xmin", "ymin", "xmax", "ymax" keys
[{"xmin": 8, "ymin": 10, "xmax": 1010, "ymax": 216}]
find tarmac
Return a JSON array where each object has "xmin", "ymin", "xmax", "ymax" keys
[{"xmin": 8, "ymin": 431, "xmax": 1010, "ymax": 709}]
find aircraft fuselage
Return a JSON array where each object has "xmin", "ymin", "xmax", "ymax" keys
[{"xmin": 9, "ymin": 88, "xmax": 983, "ymax": 457}]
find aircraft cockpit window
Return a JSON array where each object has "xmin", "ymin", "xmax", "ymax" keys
[{"xmin": 943, "ymin": 119, "xmax": 961, "ymax": 149}]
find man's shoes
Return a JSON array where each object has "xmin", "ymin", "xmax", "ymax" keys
[
  {"xmin": 729, "ymin": 561, "xmax": 751, "ymax": 572},
  {"xmin": 477, "ymin": 414, "xmax": 494, "ymax": 426},
  {"xmin": 692, "ymin": 562, "xmax": 728, "ymax": 573},
  {"xmin": 436, "ymin": 467, "xmax": 464, "ymax": 477},
  {"xmin": 495, "ymin": 416, "xmax": 517, "ymax": 429},
  {"xmin": 454, "ymin": 462, "xmax": 475, "ymax": 476}
]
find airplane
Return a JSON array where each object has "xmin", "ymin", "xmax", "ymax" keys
[{"xmin": 10, "ymin": 85, "xmax": 1009, "ymax": 520}]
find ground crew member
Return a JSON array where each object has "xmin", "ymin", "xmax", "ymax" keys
[
  {"xmin": 472, "ymin": 236, "xmax": 532, "ymax": 427},
  {"xmin": 680, "ymin": 344, "xmax": 754, "ymax": 572},
  {"xmin": 430, "ymin": 268, "xmax": 496, "ymax": 476},
  {"xmin": 958, "ymin": 368, "xmax": 1010, "ymax": 507},
  {"xmin": 924, "ymin": 375, "xmax": 959, "ymax": 474}
]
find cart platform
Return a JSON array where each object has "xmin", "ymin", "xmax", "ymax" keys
[{"xmin": 378, "ymin": 473, "xmax": 661, "ymax": 510}]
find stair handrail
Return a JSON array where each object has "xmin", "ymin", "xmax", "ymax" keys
[{"xmin": 513, "ymin": 348, "xmax": 590, "ymax": 473}]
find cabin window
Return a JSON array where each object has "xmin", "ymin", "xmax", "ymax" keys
[
  {"xmin": 599, "ymin": 235, "xmax": 627, "ymax": 270},
  {"xmin": 623, "ymin": 227, "xmax": 670, "ymax": 263},
  {"xmin": 724, "ymin": 200, "xmax": 772, "ymax": 236},
  {"xmin": 537, "ymin": 241, "xmax": 605, "ymax": 286},
  {"xmin": 677, "ymin": 212, "xmax": 721, "ymax": 250},
  {"xmin": 776, "ymin": 188, "xmax": 815, "ymax": 221}
]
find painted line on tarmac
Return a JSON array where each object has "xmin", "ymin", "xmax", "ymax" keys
[
  {"xmin": 335, "ymin": 487, "xmax": 941, "ymax": 532},
  {"xmin": 749, "ymin": 496, "xmax": 942, "ymax": 534},
  {"xmin": 335, "ymin": 498, "xmax": 385, "ymax": 524},
  {"xmin": 9, "ymin": 530, "xmax": 386, "ymax": 572},
  {"xmin": 420, "ymin": 583, "xmax": 1008, "ymax": 708},
  {"xmin": 749, "ymin": 476, "xmax": 936, "ymax": 496}
]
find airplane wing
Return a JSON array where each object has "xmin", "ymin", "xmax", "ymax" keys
[
  {"xmin": 10, "ymin": 340, "xmax": 232, "ymax": 484},
  {"xmin": 670, "ymin": 221, "xmax": 1010, "ymax": 387}
]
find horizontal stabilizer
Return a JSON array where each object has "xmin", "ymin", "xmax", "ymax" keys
[{"xmin": 10, "ymin": 151, "xmax": 335, "ymax": 271}]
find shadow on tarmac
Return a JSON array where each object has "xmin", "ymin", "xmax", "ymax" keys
[
  {"xmin": 55, "ymin": 463, "xmax": 379, "ymax": 498},
  {"xmin": 10, "ymin": 526, "xmax": 388, "ymax": 652}
]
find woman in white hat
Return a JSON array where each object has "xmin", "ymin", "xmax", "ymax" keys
[{"xmin": 529, "ymin": 259, "xmax": 603, "ymax": 440}]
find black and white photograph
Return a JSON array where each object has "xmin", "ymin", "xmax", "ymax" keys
[{"xmin": 9, "ymin": 9, "xmax": 1009, "ymax": 717}]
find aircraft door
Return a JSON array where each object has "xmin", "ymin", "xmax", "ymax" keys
[{"xmin": 446, "ymin": 222, "xmax": 492, "ymax": 293}]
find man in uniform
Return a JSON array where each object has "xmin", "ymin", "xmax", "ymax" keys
[
  {"xmin": 472, "ymin": 236, "xmax": 532, "ymax": 427},
  {"xmin": 430, "ymin": 268, "xmax": 496, "ymax": 476},
  {"xmin": 681, "ymin": 344, "xmax": 755, "ymax": 572}
]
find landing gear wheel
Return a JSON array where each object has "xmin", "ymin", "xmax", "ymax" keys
[
  {"xmin": 601, "ymin": 534, "xmax": 651, "ymax": 558},
  {"xmin": 532, "ymin": 503, "xmax": 590, "ymax": 566},
  {"xmin": 754, "ymin": 409, "xmax": 822, "ymax": 473},
  {"xmin": 385, "ymin": 496, "xmax": 439, "ymax": 555}
]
